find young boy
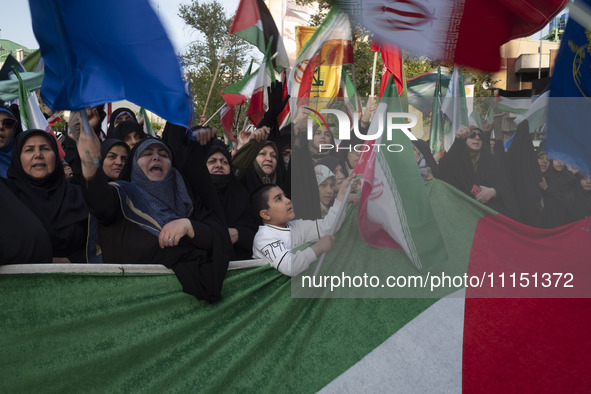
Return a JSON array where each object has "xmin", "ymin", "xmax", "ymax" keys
[{"xmin": 250, "ymin": 176, "xmax": 353, "ymax": 276}]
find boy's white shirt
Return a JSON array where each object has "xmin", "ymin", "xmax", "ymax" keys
[{"xmin": 252, "ymin": 199, "xmax": 343, "ymax": 276}]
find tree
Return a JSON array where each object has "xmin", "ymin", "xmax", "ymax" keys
[{"xmin": 178, "ymin": 0, "xmax": 254, "ymax": 133}]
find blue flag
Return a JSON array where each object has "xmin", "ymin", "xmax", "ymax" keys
[
  {"xmin": 547, "ymin": 6, "xmax": 591, "ymax": 175},
  {"xmin": 29, "ymin": 0, "xmax": 191, "ymax": 127}
]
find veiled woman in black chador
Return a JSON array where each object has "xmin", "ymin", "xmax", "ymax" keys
[
  {"xmin": 439, "ymin": 125, "xmax": 518, "ymax": 219},
  {"xmin": 6, "ymin": 129, "xmax": 88, "ymax": 263},
  {"xmin": 76, "ymin": 126, "xmax": 231, "ymax": 303}
]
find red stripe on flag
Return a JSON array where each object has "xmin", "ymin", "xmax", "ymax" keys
[
  {"xmin": 463, "ymin": 215, "xmax": 591, "ymax": 391},
  {"xmin": 372, "ymin": 39, "xmax": 404, "ymax": 97},
  {"xmin": 229, "ymin": 0, "xmax": 261, "ymax": 34}
]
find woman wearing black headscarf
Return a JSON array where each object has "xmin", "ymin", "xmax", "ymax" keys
[
  {"xmin": 76, "ymin": 129, "xmax": 230, "ymax": 303},
  {"xmin": 5, "ymin": 129, "xmax": 88, "ymax": 263},
  {"xmin": 106, "ymin": 107, "xmax": 138, "ymax": 138},
  {"xmin": 439, "ymin": 125, "xmax": 518, "ymax": 219},
  {"xmin": 232, "ymin": 128, "xmax": 287, "ymax": 194},
  {"xmin": 572, "ymin": 174, "xmax": 591, "ymax": 221},
  {"xmin": 100, "ymin": 139, "xmax": 130, "ymax": 181},
  {"xmin": 205, "ymin": 139, "xmax": 258, "ymax": 260},
  {"xmin": 111, "ymin": 120, "xmax": 147, "ymax": 150},
  {"xmin": 540, "ymin": 158, "xmax": 578, "ymax": 228},
  {"xmin": 0, "ymin": 105, "xmax": 23, "ymax": 178}
]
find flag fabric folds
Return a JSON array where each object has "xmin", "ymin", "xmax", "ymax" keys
[
  {"xmin": 339, "ymin": 70, "xmax": 361, "ymax": 121},
  {"xmin": 230, "ymin": 0, "xmax": 290, "ymax": 72},
  {"xmin": 14, "ymin": 68, "xmax": 65, "ymax": 160},
  {"xmin": 370, "ymin": 39, "xmax": 405, "ymax": 98},
  {"xmin": 495, "ymin": 89, "xmax": 532, "ymax": 115},
  {"xmin": 406, "ymin": 67, "xmax": 451, "ymax": 113},
  {"xmin": 29, "ymin": 0, "xmax": 192, "ymax": 128},
  {"xmin": 288, "ymin": 7, "xmax": 354, "ymax": 116},
  {"xmin": 337, "ymin": 0, "xmax": 567, "ymax": 71},
  {"xmin": 355, "ymin": 76, "xmax": 446, "ymax": 271},
  {"xmin": 429, "ymin": 67, "xmax": 445, "ymax": 155},
  {"xmin": 220, "ymin": 104, "xmax": 237, "ymax": 144},
  {"xmin": 514, "ymin": 91, "xmax": 549, "ymax": 133},
  {"xmin": 547, "ymin": 0, "xmax": 591, "ymax": 175},
  {"xmin": 247, "ymin": 42, "xmax": 276, "ymax": 126},
  {"xmin": 137, "ymin": 107, "xmax": 156, "ymax": 137},
  {"xmin": 220, "ymin": 61, "xmax": 258, "ymax": 108},
  {"xmin": 0, "ymin": 54, "xmax": 44, "ymax": 102},
  {"xmin": 441, "ymin": 66, "xmax": 469, "ymax": 151},
  {"xmin": 2, "ymin": 179, "xmax": 590, "ymax": 392}
]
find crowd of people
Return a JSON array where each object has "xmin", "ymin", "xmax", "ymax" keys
[{"xmin": 1, "ymin": 81, "xmax": 589, "ymax": 302}]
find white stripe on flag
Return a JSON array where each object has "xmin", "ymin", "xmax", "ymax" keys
[{"xmin": 320, "ymin": 289, "xmax": 465, "ymax": 393}]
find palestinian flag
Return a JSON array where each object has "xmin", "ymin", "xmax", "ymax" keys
[
  {"xmin": 495, "ymin": 89, "xmax": 532, "ymax": 115},
  {"xmin": 229, "ymin": 0, "xmax": 289, "ymax": 72},
  {"xmin": 406, "ymin": 67, "xmax": 451, "ymax": 113},
  {"xmin": 337, "ymin": 0, "xmax": 567, "ymax": 72},
  {"xmin": 514, "ymin": 91, "xmax": 549, "ymax": 133},
  {"xmin": 2, "ymin": 179, "xmax": 590, "ymax": 392}
]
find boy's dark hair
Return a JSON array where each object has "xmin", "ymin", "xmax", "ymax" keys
[{"xmin": 250, "ymin": 184, "xmax": 279, "ymax": 218}]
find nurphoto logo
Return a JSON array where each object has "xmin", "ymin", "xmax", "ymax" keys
[{"xmin": 305, "ymin": 107, "xmax": 417, "ymax": 153}]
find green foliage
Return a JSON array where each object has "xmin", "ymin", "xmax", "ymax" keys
[
  {"xmin": 51, "ymin": 119, "xmax": 67, "ymax": 134},
  {"xmin": 178, "ymin": 0, "xmax": 254, "ymax": 134},
  {"xmin": 151, "ymin": 122, "xmax": 163, "ymax": 133}
]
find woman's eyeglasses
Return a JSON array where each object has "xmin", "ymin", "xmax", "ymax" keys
[
  {"xmin": 0, "ymin": 118, "xmax": 17, "ymax": 129},
  {"xmin": 467, "ymin": 131, "xmax": 482, "ymax": 140}
]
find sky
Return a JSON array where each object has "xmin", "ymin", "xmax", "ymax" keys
[{"xmin": 1, "ymin": 0, "xmax": 240, "ymax": 55}]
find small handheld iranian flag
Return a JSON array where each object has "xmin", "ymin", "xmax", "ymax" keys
[
  {"xmin": 138, "ymin": 107, "xmax": 156, "ymax": 137},
  {"xmin": 14, "ymin": 67, "xmax": 65, "ymax": 159}
]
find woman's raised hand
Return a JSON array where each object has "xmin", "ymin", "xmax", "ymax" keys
[{"xmin": 74, "ymin": 113, "xmax": 102, "ymax": 179}]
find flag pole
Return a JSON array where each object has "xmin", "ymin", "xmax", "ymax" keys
[
  {"xmin": 203, "ymin": 104, "xmax": 225, "ymax": 126},
  {"xmin": 79, "ymin": 110, "xmax": 100, "ymax": 168},
  {"xmin": 313, "ymin": 184, "xmax": 352, "ymax": 277},
  {"xmin": 202, "ymin": 32, "xmax": 231, "ymax": 119},
  {"xmin": 371, "ymin": 51, "xmax": 378, "ymax": 97},
  {"xmin": 350, "ymin": 64, "xmax": 362, "ymax": 113}
]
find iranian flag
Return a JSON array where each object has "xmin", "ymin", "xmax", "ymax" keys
[
  {"xmin": 220, "ymin": 104, "xmax": 237, "ymax": 144},
  {"xmin": 220, "ymin": 71, "xmax": 258, "ymax": 108},
  {"xmin": 355, "ymin": 76, "xmax": 446, "ymax": 271},
  {"xmin": 247, "ymin": 42, "xmax": 276, "ymax": 126},
  {"xmin": 337, "ymin": 0, "xmax": 567, "ymax": 71},
  {"xmin": 229, "ymin": 0, "xmax": 289, "ymax": 72},
  {"xmin": 138, "ymin": 107, "xmax": 156, "ymax": 137},
  {"xmin": 338, "ymin": 70, "xmax": 361, "ymax": 122},
  {"xmin": 370, "ymin": 39, "xmax": 405, "ymax": 98},
  {"xmin": 14, "ymin": 68, "xmax": 65, "ymax": 159}
]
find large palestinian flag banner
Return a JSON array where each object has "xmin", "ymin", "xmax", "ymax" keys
[{"xmin": 2, "ymin": 179, "xmax": 590, "ymax": 392}]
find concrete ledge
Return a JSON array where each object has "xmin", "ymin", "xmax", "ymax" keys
[{"xmin": 0, "ymin": 259, "xmax": 268, "ymax": 275}]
